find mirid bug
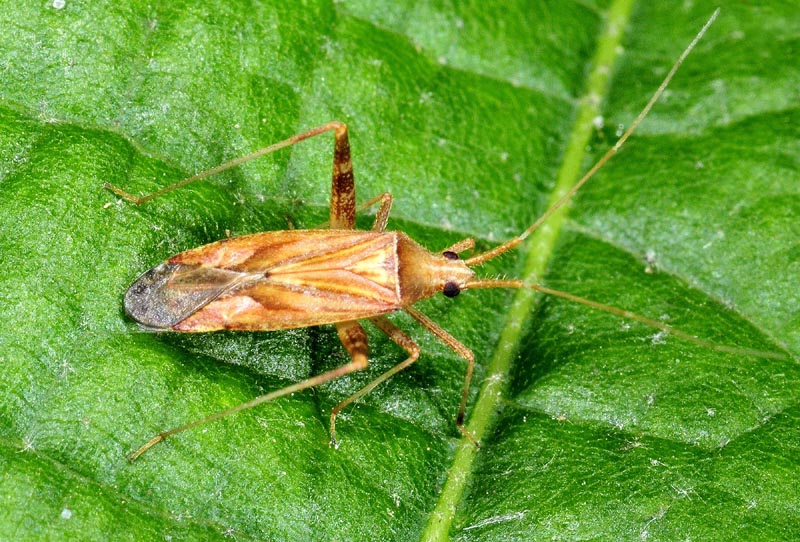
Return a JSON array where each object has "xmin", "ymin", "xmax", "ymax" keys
[{"xmin": 105, "ymin": 10, "xmax": 775, "ymax": 461}]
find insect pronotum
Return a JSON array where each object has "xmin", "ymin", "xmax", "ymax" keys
[{"xmin": 105, "ymin": 10, "xmax": 775, "ymax": 462}]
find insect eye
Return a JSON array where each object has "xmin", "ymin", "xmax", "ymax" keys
[
  {"xmin": 442, "ymin": 281, "xmax": 460, "ymax": 298},
  {"xmin": 442, "ymin": 251, "xmax": 459, "ymax": 261}
]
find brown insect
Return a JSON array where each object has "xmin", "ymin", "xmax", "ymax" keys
[{"xmin": 106, "ymin": 11, "xmax": 771, "ymax": 461}]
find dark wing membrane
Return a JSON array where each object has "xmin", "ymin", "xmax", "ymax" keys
[{"xmin": 124, "ymin": 262, "xmax": 251, "ymax": 329}]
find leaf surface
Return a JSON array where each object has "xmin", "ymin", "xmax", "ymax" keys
[{"xmin": 0, "ymin": 1, "xmax": 797, "ymax": 540}]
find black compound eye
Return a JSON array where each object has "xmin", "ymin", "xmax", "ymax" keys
[
  {"xmin": 442, "ymin": 281, "xmax": 460, "ymax": 298},
  {"xmin": 442, "ymin": 251, "xmax": 459, "ymax": 261}
]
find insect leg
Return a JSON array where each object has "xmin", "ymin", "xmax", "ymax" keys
[
  {"xmin": 104, "ymin": 121, "xmax": 348, "ymax": 205},
  {"xmin": 328, "ymin": 123, "xmax": 356, "ymax": 229},
  {"xmin": 327, "ymin": 319, "xmax": 373, "ymax": 447},
  {"xmin": 404, "ymin": 306, "xmax": 478, "ymax": 445},
  {"xmin": 322, "ymin": 126, "xmax": 411, "ymax": 231},
  {"xmin": 366, "ymin": 193, "xmax": 393, "ymax": 232},
  {"xmin": 312, "ymin": 193, "xmax": 393, "ymax": 230},
  {"xmin": 127, "ymin": 320, "xmax": 371, "ymax": 462},
  {"xmin": 329, "ymin": 316, "xmax": 420, "ymax": 448}
]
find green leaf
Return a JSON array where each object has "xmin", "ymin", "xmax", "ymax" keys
[{"xmin": 1, "ymin": 1, "xmax": 797, "ymax": 541}]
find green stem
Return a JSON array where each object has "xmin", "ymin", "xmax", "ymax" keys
[{"xmin": 421, "ymin": 0, "xmax": 637, "ymax": 539}]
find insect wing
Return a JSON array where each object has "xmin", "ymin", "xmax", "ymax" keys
[
  {"xmin": 125, "ymin": 262, "xmax": 249, "ymax": 330},
  {"xmin": 126, "ymin": 230, "xmax": 404, "ymax": 332}
]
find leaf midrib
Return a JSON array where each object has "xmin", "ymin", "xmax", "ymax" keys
[{"xmin": 422, "ymin": 0, "xmax": 638, "ymax": 538}]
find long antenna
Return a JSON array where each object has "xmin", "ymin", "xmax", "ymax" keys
[
  {"xmin": 465, "ymin": 279, "xmax": 785, "ymax": 360},
  {"xmin": 465, "ymin": 8, "xmax": 720, "ymax": 267}
]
